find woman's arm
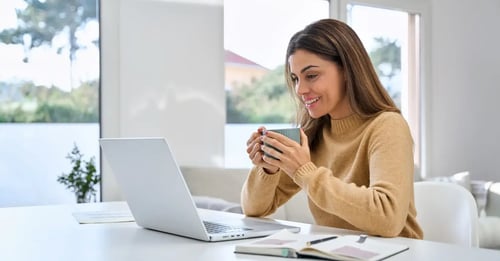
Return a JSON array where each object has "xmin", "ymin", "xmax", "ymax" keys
[
  {"xmin": 293, "ymin": 114, "xmax": 415, "ymax": 237},
  {"xmin": 241, "ymin": 166, "xmax": 301, "ymax": 217}
]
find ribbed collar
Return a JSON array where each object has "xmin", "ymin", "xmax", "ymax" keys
[{"xmin": 329, "ymin": 113, "xmax": 366, "ymax": 136}]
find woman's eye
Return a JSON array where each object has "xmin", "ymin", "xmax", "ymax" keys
[
  {"xmin": 306, "ymin": 74, "xmax": 317, "ymax": 80},
  {"xmin": 290, "ymin": 76, "xmax": 298, "ymax": 83}
]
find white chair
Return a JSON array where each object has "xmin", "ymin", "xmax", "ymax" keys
[
  {"xmin": 414, "ymin": 181, "xmax": 479, "ymax": 247},
  {"xmin": 485, "ymin": 182, "xmax": 500, "ymax": 217}
]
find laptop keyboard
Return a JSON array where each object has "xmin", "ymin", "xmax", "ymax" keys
[{"xmin": 203, "ymin": 221, "xmax": 252, "ymax": 234}]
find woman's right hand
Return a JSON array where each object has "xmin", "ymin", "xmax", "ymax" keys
[{"xmin": 246, "ymin": 126, "xmax": 280, "ymax": 174}]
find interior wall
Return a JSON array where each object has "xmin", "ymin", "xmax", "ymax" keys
[
  {"xmin": 101, "ymin": 0, "xmax": 500, "ymax": 201},
  {"xmin": 427, "ymin": 0, "xmax": 500, "ymax": 181},
  {"xmin": 100, "ymin": 0, "xmax": 224, "ymax": 201}
]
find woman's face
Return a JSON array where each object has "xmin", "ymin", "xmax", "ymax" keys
[{"xmin": 288, "ymin": 49, "xmax": 351, "ymax": 119}]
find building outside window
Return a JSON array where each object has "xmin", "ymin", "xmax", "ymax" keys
[
  {"xmin": 224, "ymin": 0, "xmax": 329, "ymax": 168},
  {"xmin": 0, "ymin": 0, "xmax": 424, "ymax": 204},
  {"xmin": 224, "ymin": 0, "xmax": 423, "ymax": 172}
]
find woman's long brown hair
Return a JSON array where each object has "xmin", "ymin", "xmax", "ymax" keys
[{"xmin": 285, "ymin": 19, "xmax": 400, "ymax": 149}]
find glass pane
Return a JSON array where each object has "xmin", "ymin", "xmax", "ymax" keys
[
  {"xmin": 347, "ymin": 4, "xmax": 408, "ymax": 115},
  {"xmin": 224, "ymin": 0, "xmax": 329, "ymax": 168},
  {"xmin": 348, "ymin": 4, "xmax": 421, "ymax": 167},
  {"xmin": 0, "ymin": 0, "xmax": 100, "ymax": 206}
]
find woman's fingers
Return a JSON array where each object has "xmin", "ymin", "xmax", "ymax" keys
[
  {"xmin": 258, "ymin": 128, "xmax": 311, "ymax": 176},
  {"xmin": 260, "ymin": 143, "xmax": 281, "ymax": 161}
]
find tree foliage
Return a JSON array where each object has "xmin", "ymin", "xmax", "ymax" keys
[
  {"xmin": 0, "ymin": 0, "xmax": 99, "ymax": 123},
  {"xmin": 369, "ymin": 37, "xmax": 401, "ymax": 79},
  {"xmin": 0, "ymin": 0, "xmax": 98, "ymax": 63},
  {"xmin": 226, "ymin": 37, "xmax": 402, "ymax": 123},
  {"xmin": 369, "ymin": 37, "xmax": 402, "ymax": 108},
  {"xmin": 226, "ymin": 65, "xmax": 296, "ymax": 123},
  {"xmin": 0, "ymin": 81, "xmax": 99, "ymax": 123}
]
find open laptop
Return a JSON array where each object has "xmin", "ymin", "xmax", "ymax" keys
[{"xmin": 99, "ymin": 137, "xmax": 300, "ymax": 242}]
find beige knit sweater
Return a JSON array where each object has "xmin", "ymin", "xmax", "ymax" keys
[{"xmin": 241, "ymin": 112, "xmax": 423, "ymax": 239}]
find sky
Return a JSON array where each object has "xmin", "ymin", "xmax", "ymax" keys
[
  {"xmin": 224, "ymin": 1, "xmax": 407, "ymax": 70},
  {"xmin": 224, "ymin": 0, "xmax": 329, "ymax": 70},
  {"xmin": 0, "ymin": 0, "xmax": 99, "ymax": 92},
  {"xmin": 348, "ymin": 5, "xmax": 408, "ymax": 52},
  {"xmin": 0, "ymin": 0, "xmax": 406, "ymax": 91}
]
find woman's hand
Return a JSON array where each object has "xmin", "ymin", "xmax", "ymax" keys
[
  {"xmin": 260, "ymin": 128, "xmax": 311, "ymax": 177},
  {"xmin": 246, "ymin": 126, "xmax": 280, "ymax": 174}
]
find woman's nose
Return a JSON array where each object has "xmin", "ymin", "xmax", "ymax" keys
[{"xmin": 295, "ymin": 81, "xmax": 308, "ymax": 95}]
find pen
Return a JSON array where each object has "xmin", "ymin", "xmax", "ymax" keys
[
  {"xmin": 356, "ymin": 234, "xmax": 368, "ymax": 243},
  {"xmin": 306, "ymin": 236, "xmax": 338, "ymax": 246}
]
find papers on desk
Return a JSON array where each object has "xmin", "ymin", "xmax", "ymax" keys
[
  {"xmin": 234, "ymin": 229, "xmax": 409, "ymax": 261},
  {"xmin": 72, "ymin": 210, "xmax": 134, "ymax": 224}
]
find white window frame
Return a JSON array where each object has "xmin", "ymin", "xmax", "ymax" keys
[{"xmin": 330, "ymin": 0, "xmax": 431, "ymax": 178}]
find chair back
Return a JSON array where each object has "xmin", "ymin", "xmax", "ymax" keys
[
  {"xmin": 414, "ymin": 181, "xmax": 479, "ymax": 247},
  {"xmin": 485, "ymin": 182, "xmax": 500, "ymax": 216}
]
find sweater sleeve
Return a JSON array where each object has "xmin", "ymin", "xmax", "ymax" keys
[
  {"xmin": 241, "ymin": 166, "xmax": 301, "ymax": 217},
  {"xmin": 293, "ymin": 114, "xmax": 415, "ymax": 237}
]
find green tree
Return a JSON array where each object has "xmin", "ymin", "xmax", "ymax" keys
[
  {"xmin": 0, "ymin": 0, "xmax": 98, "ymax": 64},
  {"xmin": 0, "ymin": 80, "xmax": 99, "ymax": 123},
  {"xmin": 226, "ymin": 65, "xmax": 296, "ymax": 124},
  {"xmin": 227, "ymin": 38, "xmax": 403, "ymax": 124},
  {"xmin": 370, "ymin": 37, "xmax": 401, "ymax": 79},
  {"xmin": 0, "ymin": 0, "xmax": 99, "ymax": 123},
  {"xmin": 369, "ymin": 37, "xmax": 401, "ymax": 108}
]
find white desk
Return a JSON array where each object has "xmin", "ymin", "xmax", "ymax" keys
[{"xmin": 1, "ymin": 202, "xmax": 499, "ymax": 261}]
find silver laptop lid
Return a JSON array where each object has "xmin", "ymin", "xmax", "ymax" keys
[
  {"xmin": 100, "ymin": 137, "xmax": 210, "ymax": 240},
  {"xmin": 100, "ymin": 137, "xmax": 300, "ymax": 242}
]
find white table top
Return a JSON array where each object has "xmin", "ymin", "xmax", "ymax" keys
[{"xmin": 0, "ymin": 201, "xmax": 499, "ymax": 261}]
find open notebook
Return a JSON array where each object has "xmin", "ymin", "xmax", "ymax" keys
[{"xmin": 235, "ymin": 229, "xmax": 409, "ymax": 260}]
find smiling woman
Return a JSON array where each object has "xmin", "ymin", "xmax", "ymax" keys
[
  {"xmin": 288, "ymin": 49, "xmax": 350, "ymax": 120},
  {"xmin": 241, "ymin": 18, "xmax": 423, "ymax": 239},
  {"xmin": 224, "ymin": 0, "xmax": 329, "ymax": 168}
]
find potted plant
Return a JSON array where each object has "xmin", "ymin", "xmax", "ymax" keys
[{"xmin": 57, "ymin": 143, "xmax": 100, "ymax": 203}]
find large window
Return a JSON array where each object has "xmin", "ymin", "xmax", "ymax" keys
[
  {"xmin": 224, "ymin": 1, "xmax": 424, "ymax": 173},
  {"xmin": 224, "ymin": 0, "xmax": 329, "ymax": 168},
  {"xmin": 0, "ymin": 0, "xmax": 100, "ymax": 206},
  {"xmin": 346, "ymin": 3, "xmax": 422, "ymax": 169}
]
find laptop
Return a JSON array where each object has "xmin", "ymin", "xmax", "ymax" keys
[{"xmin": 99, "ymin": 137, "xmax": 300, "ymax": 242}]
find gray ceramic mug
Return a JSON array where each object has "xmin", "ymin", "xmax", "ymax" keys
[{"xmin": 262, "ymin": 128, "xmax": 300, "ymax": 160}]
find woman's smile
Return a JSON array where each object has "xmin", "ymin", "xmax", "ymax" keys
[{"xmin": 304, "ymin": 96, "xmax": 320, "ymax": 108}]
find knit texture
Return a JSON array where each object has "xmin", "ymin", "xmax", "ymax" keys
[{"xmin": 241, "ymin": 112, "xmax": 423, "ymax": 239}]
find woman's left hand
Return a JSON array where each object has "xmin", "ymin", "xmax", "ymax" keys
[{"xmin": 260, "ymin": 128, "xmax": 311, "ymax": 177}]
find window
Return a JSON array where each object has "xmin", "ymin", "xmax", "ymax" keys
[
  {"xmin": 224, "ymin": 0, "xmax": 423, "ymax": 172},
  {"xmin": 224, "ymin": 0, "xmax": 329, "ymax": 168},
  {"xmin": 346, "ymin": 3, "xmax": 422, "ymax": 169},
  {"xmin": 0, "ymin": 0, "xmax": 100, "ymax": 206}
]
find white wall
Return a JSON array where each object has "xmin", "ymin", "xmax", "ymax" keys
[
  {"xmin": 427, "ymin": 0, "xmax": 500, "ymax": 181},
  {"xmin": 101, "ymin": 0, "xmax": 224, "ymax": 201},
  {"xmin": 100, "ymin": 0, "xmax": 500, "ymax": 200}
]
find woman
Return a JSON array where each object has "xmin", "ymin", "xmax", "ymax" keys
[{"xmin": 241, "ymin": 19, "xmax": 423, "ymax": 239}]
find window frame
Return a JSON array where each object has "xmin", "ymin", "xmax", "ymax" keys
[{"xmin": 331, "ymin": 0, "xmax": 430, "ymax": 178}]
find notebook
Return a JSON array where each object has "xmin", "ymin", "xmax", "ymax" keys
[
  {"xmin": 99, "ymin": 137, "xmax": 300, "ymax": 242},
  {"xmin": 234, "ymin": 229, "xmax": 409, "ymax": 260}
]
